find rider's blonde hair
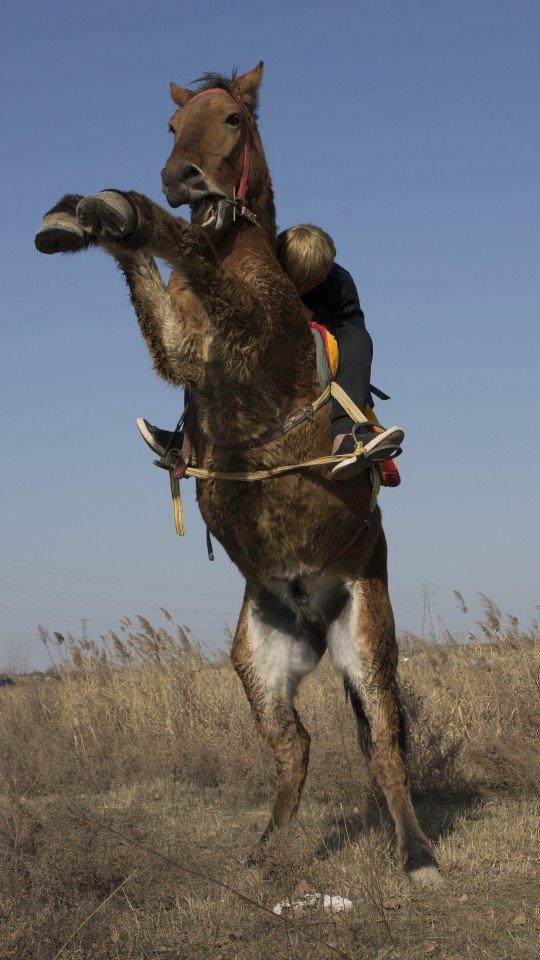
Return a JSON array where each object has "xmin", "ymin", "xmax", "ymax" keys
[{"xmin": 276, "ymin": 224, "xmax": 336, "ymax": 289}]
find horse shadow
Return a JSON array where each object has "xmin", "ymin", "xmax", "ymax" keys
[{"xmin": 314, "ymin": 785, "xmax": 483, "ymax": 860}]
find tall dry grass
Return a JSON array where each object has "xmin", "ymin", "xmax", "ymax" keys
[{"xmin": 0, "ymin": 598, "xmax": 538, "ymax": 958}]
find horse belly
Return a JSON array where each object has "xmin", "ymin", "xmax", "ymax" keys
[{"xmin": 197, "ymin": 473, "xmax": 371, "ymax": 584}]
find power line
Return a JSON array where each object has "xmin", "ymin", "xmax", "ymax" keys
[
  {"xmin": 0, "ymin": 579, "xmax": 235, "ymax": 617},
  {"xmin": 0, "ymin": 604, "xmax": 117, "ymax": 628},
  {"xmin": 394, "ymin": 604, "xmax": 423, "ymax": 616},
  {"xmin": 0, "ymin": 604, "xmax": 232, "ymax": 635},
  {"xmin": 391, "ymin": 584, "xmax": 422, "ymax": 596},
  {"xmin": 0, "ymin": 555, "xmax": 236, "ymax": 599}
]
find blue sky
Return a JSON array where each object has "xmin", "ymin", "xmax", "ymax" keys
[{"xmin": 1, "ymin": 0, "xmax": 538, "ymax": 668}]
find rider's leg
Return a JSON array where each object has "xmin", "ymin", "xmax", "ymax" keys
[
  {"xmin": 326, "ymin": 313, "xmax": 373, "ymax": 442},
  {"xmin": 325, "ymin": 314, "xmax": 404, "ymax": 480}
]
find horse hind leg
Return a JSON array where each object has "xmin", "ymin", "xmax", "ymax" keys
[
  {"xmin": 328, "ymin": 571, "xmax": 442, "ymax": 887},
  {"xmin": 231, "ymin": 594, "xmax": 325, "ymax": 855}
]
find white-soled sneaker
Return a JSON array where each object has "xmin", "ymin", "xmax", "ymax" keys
[
  {"xmin": 136, "ymin": 419, "xmax": 182, "ymax": 457},
  {"xmin": 332, "ymin": 424, "xmax": 404, "ymax": 481}
]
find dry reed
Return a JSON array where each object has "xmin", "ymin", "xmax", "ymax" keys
[{"xmin": 0, "ymin": 597, "xmax": 538, "ymax": 958}]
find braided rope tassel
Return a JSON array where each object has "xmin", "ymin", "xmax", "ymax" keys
[{"xmin": 169, "ymin": 469, "xmax": 185, "ymax": 536}]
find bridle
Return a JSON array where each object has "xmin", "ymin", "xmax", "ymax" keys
[{"xmin": 184, "ymin": 86, "xmax": 259, "ymax": 225}]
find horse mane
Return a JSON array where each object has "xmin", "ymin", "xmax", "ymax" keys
[{"xmin": 191, "ymin": 71, "xmax": 259, "ymax": 118}]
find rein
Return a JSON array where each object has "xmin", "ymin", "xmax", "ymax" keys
[{"xmin": 185, "ymin": 86, "xmax": 259, "ymax": 225}]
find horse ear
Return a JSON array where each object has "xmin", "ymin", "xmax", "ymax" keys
[
  {"xmin": 233, "ymin": 61, "xmax": 264, "ymax": 111},
  {"xmin": 170, "ymin": 82, "xmax": 194, "ymax": 107}
]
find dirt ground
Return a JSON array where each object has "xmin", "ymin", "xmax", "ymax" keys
[{"xmin": 1, "ymin": 607, "xmax": 538, "ymax": 959}]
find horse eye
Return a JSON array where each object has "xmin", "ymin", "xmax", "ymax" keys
[
  {"xmin": 168, "ymin": 124, "xmax": 175, "ymax": 134},
  {"xmin": 226, "ymin": 114, "xmax": 241, "ymax": 127}
]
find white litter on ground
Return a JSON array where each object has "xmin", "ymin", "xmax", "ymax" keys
[
  {"xmin": 323, "ymin": 895, "xmax": 353, "ymax": 912},
  {"xmin": 273, "ymin": 892, "xmax": 353, "ymax": 915}
]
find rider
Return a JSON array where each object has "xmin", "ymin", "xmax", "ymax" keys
[
  {"xmin": 275, "ymin": 224, "xmax": 403, "ymax": 479},
  {"xmin": 136, "ymin": 224, "xmax": 404, "ymax": 481}
]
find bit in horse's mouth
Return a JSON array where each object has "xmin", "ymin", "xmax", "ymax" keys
[{"xmin": 190, "ymin": 197, "xmax": 220, "ymax": 229}]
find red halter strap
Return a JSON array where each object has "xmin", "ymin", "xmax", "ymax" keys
[{"xmin": 184, "ymin": 87, "xmax": 252, "ymax": 206}]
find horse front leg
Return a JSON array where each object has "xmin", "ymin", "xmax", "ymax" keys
[
  {"xmin": 73, "ymin": 190, "xmax": 278, "ymax": 366},
  {"xmin": 114, "ymin": 250, "xmax": 206, "ymax": 386},
  {"xmin": 327, "ymin": 541, "xmax": 442, "ymax": 887},
  {"xmin": 231, "ymin": 594, "xmax": 325, "ymax": 857},
  {"xmin": 75, "ymin": 189, "xmax": 217, "ymax": 274},
  {"xmin": 36, "ymin": 188, "xmax": 214, "ymax": 269},
  {"xmin": 35, "ymin": 193, "xmax": 206, "ymax": 386},
  {"xmin": 37, "ymin": 189, "xmax": 291, "ymax": 380}
]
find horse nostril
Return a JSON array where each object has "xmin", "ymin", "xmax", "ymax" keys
[
  {"xmin": 176, "ymin": 162, "xmax": 200, "ymax": 184},
  {"xmin": 161, "ymin": 160, "xmax": 209, "ymax": 206}
]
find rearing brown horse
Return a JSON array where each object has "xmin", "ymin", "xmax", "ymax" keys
[{"xmin": 35, "ymin": 63, "xmax": 441, "ymax": 886}]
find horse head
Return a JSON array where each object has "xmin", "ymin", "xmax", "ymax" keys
[{"xmin": 162, "ymin": 62, "xmax": 275, "ymax": 236}]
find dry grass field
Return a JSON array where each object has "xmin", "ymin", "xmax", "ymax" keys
[{"xmin": 1, "ymin": 599, "xmax": 539, "ymax": 959}]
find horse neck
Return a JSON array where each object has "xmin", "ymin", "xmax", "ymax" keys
[
  {"xmin": 196, "ymin": 142, "xmax": 317, "ymax": 442},
  {"xmin": 214, "ymin": 217, "xmax": 274, "ymax": 266},
  {"xmin": 198, "ymin": 222, "xmax": 318, "ymax": 446}
]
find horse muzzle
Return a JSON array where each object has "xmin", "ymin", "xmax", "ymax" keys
[{"xmin": 161, "ymin": 161, "xmax": 227, "ymax": 210}]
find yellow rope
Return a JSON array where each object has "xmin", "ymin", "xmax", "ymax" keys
[
  {"xmin": 185, "ymin": 449, "xmax": 363, "ymax": 481},
  {"xmin": 329, "ymin": 381, "xmax": 370, "ymax": 425}
]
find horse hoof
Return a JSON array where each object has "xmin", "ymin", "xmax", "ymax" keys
[
  {"xmin": 246, "ymin": 848, "xmax": 264, "ymax": 868},
  {"xmin": 34, "ymin": 212, "xmax": 87, "ymax": 254},
  {"xmin": 76, "ymin": 191, "xmax": 136, "ymax": 239},
  {"xmin": 408, "ymin": 865, "xmax": 444, "ymax": 888},
  {"xmin": 246, "ymin": 838, "xmax": 269, "ymax": 867}
]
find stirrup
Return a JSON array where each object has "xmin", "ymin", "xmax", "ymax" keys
[
  {"xmin": 352, "ymin": 423, "xmax": 404, "ymax": 462},
  {"xmin": 153, "ymin": 449, "xmax": 183, "ymax": 471}
]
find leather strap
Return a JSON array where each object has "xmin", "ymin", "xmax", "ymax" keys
[
  {"xmin": 186, "ymin": 87, "xmax": 253, "ymax": 208},
  {"xmin": 196, "ymin": 385, "xmax": 332, "ymax": 451}
]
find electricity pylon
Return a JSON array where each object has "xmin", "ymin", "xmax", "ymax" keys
[{"xmin": 421, "ymin": 581, "xmax": 441, "ymax": 643}]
